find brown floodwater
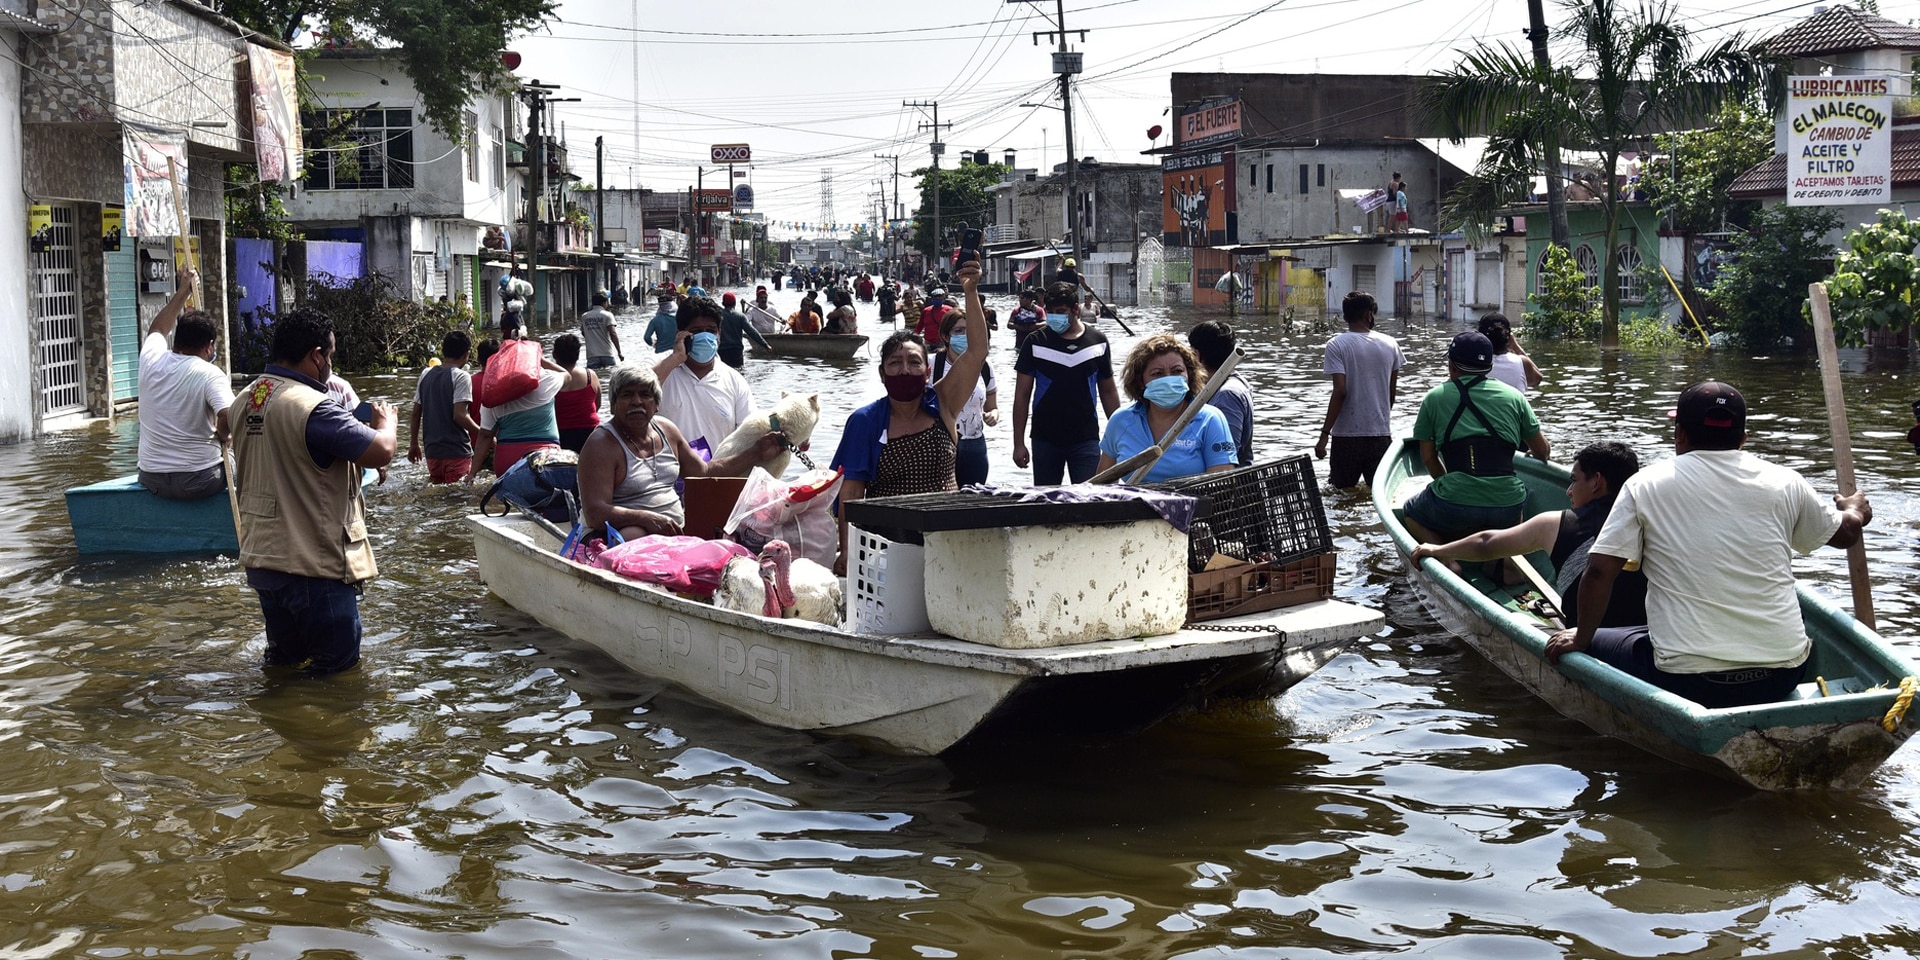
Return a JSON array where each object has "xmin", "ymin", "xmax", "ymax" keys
[{"xmin": 2, "ymin": 290, "xmax": 1917, "ymax": 958}]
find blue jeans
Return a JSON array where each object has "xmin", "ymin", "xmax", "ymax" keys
[
  {"xmin": 1031, "ymin": 437, "xmax": 1102, "ymax": 485},
  {"xmin": 956, "ymin": 435, "xmax": 989, "ymax": 487},
  {"xmin": 1403, "ymin": 486, "xmax": 1525, "ymax": 544},
  {"xmin": 251, "ymin": 573, "xmax": 364, "ymax": 675}
]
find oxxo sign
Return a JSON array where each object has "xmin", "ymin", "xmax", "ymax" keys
[{"xmin": 710, "ymin": 143, "xmax": 752, "ymax": 164}]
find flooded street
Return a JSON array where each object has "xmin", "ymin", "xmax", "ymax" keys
[{"xmin": 3, "ymin": 290, "xmax": 1918, "ymax": 958}]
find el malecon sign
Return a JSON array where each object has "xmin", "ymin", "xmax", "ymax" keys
[{"xmin": 1787, "ymin": 75, "xmax": 1893, "ymax": 206}]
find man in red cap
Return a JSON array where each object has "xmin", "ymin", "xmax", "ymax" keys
[
  {"xmin": 716, "ymin": 291, "xmax": 770, "ymax": 369},
  {"xmin": 1547, "ymin": 380, "xmax": 1873, "ymax": 708}
]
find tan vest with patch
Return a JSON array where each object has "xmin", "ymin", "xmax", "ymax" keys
[{"xmin": 230, "ymin": 373, "xmax": 378, "ymax": 583}]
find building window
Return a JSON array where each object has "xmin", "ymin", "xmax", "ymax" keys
[
  {"xmin": 1250, "ymin": 164, "xmax": 1258, "ymax": 187},
  {"xmin": 491, "ymin": 124, "xmax": 505, "ymax": 190},
  {"xmin": 1616, "ymin": 244, "xmax": 1646, "ymax": 303},
  {"xmin": 1265, "ymin": 164, "xmax": 1273, "ymax": 193},
  {"xmin": 464, "ymin": 110, "xmax": 479, "ymax": 182},
  {"xmin": 302, "ymin": 107, "xmax": 416, "ymax": 190},
  {"xmin": 1534, "ymin": 246, "xmax": 1553, "ymax": 295},
  {"xmin": 1575, "ymin": 243, "xmax": 1600, "ymax": 289},
  {"xmin": 1317, "ymin": 164, "xmax": 1325, "ymax": 187},
  {"xmin": 1299, "ymin": 164, "xmax": 1309, "ymax": 194}
]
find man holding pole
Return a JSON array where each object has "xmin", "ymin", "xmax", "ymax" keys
[
  {"xmin": 137, "ymin": 268, "xmax": 233, "ymax": 500},
  {"xmin": 1546, "ymin": 381, "xmax": 1873, "ymax": 708}
]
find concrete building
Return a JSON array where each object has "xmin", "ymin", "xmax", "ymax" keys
[
  {"xmin": 1157, "ymin": 73, "xmax": 1469, "ymax": 315},
  {"xmin": 17, "ymin": 0, "xmax": 266, "ymax": 437},
  {"xmin": 282, "ymin": 49, "xmax": 528, "ymax": 322},
  {"xmin": 986, "ymin": 159, "xmax": 1162, "ymax": 304},
  {"xmin": 0, "ymin": 2, "xmax": 51, "ymax": 443}
]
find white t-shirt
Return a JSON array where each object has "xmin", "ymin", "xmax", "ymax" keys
[
  {"xmin": 1590, "ymin": 449, "xmax": 1842, "ymax": 673},
  {"xmin": 660, "ymin": 362, "xmax": 754, "ymax": 450},
  {"xmin": 137, "ymin": 331, "xmax": 234, "ymax": 473},
  {"xmin": 1490, "ymin": 353, "xmax": 1530, "ymax": 393},
  {"xmin": 1322, "ymin": 329, "xmax": 1406, "ymax": 437}
]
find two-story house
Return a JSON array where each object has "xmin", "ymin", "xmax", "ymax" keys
[
  {"xmin": 15, "ymin": 0, "xmax": 268, "ymax": 438},
  {"xmin": 987, "ymin": 156, "xmax": 1162, "ymax": 304},
  {"xmin": 283, "ymin": 48, "xmax": 525, "ymax": 321}
]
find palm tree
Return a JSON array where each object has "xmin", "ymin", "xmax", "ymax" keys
[{"xmin": 1421, "ymin": 0, "xmax": 1773, "ymax": 347}]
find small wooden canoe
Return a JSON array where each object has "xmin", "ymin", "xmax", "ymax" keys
[
  {"xmin": 1372, "ymin": 439, "xmax": 1917, "ymax": 790},
  {"xmin": 67, "ymin": 470, "xmax": 375, "ymax": 556},
  {"xmin": 752, "ymin": 334, "xmax": 868, "ymax": 360},
  {"xmin": 469, "ymin": 512, "xmax": 1383, "ymax": 754}
]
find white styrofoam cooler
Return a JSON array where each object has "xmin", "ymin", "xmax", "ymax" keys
[{"xmin": 922, "ymin": 520, "xmax": 1187, "ymax": 648}]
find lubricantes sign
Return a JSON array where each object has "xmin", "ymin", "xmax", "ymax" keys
[
  {"xmin": 1786, "ymin": 75, "xmax": 1893, "ymax": 206},
  {"xmin": 1177, "ymin": 98, "xmax": 1242, "ymax": 149}
]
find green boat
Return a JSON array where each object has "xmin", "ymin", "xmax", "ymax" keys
[{"xmin": 1372, "ymin": 439, "xmax": 1917, "ymax": 791}]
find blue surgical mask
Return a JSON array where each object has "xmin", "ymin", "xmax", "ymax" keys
[
  {"xmin": 947, "ymin": 334, "xmax": 968, "ymax": 355},
  {"xmin": 1143, "ymin": 374, "xmax": 1189, "ymax": 409},
  {"xmin": 689, "ymin": 331, "xmax": 718, "ymax": 363},
  {"xmin": 1045, "ymin": 312, "xmax": 1071, "ymax": 333}
]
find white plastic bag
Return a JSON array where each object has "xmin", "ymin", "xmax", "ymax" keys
[{"xmin": 724, "ymin": 466, "xmax": 843, "ymax": 566}]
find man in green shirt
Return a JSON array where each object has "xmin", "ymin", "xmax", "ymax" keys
[{"xmin": 1404, "ymin": 331, "xmax": 1551, "ymax": 544}]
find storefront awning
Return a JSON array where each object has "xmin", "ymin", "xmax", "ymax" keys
[{"xmin": 1004, "ymin": 244, "xmax": 1073, "ymax": 261}]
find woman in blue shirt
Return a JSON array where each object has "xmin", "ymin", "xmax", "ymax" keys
[{"xmin": 1096, "ymin": 334, "xmax": 1237, "ymax": 483}]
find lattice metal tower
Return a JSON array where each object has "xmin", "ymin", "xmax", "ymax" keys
[{"xmin": 819, "ymin": 168, "xmax": 834, "ymax": 227}]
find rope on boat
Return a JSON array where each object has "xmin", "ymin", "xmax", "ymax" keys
[
  {"xmin": 1882, "ymin": 676, "xmax": 1916, "ymax": 733},
  {"xmin": 1817, "ymin": 676, "xmax": 1831, "ymax": 698}
]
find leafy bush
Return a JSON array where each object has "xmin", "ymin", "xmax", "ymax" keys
[
  {"xmin": 1525, "ymin": 244, "xmax": 1602, "ymax": 339},
  {"xmin": 1708, "ymin": 205, "xmax": 1839, "ymax": 351},
  {"xmin": 1822, "ymin": 208, "xmax": 1920, "ymax": 348},
  {"xmin": 1619, "ymin": 313, "xmax": 1691, "ymax": 351},
  {"xmin": 233, "ymin": 273, "xmax": 473, "ymax": 374}
]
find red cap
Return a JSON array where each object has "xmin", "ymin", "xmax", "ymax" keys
[{"xmin": 722, "ymin": 292, "xmax": 737, "ymax": 305}]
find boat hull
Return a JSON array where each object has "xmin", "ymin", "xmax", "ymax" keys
[
  {"xmin": 66, "ymin": 470, "xmax": 377, "ymax": 556},
  {"xmin": 752, "ymin": 334, "xmax": 868, "ymax": 359},
  {"xmin": 1372, "ymin": 439, "xmax": 1917, "ymax": 790},
  {"xmin": 469, "ymin": 513, "xmax": 1382, "ymax": 754}
]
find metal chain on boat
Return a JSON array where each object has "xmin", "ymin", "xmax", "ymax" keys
[
  {"xmin": 1883, "ymin": 676, "xmax": 1917, "ymax": 733},
  {"xmin": 1184, "ymin": 621, "xmax": 1277, "ymax": 632}
]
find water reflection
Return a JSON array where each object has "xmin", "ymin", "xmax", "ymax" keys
[{"xmin": 0, "ymin": 291, "xmax": 1915, "ymax": 956}]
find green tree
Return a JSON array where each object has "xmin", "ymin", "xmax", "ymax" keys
[
  {"xmin": 1638, "ymin": 100, "xmax": 1775, "ymax": 236},
  {"xmin": 1422, "ymin": 0, "xmax": 1772, "ymax": 348},
  {"xmin": 908, "ymin": 162, "xmax": 1008, "ymax": 261},
  {"xmin": 210, "ymin": 0, "xmax": 556, "ymax": 137},
  {"xmin": 1822, "ymin": 208, "xmax": 1920, "ymax": 348},
  {"xmin": 1708, "ymin": 204, "xmax": 1837, "ymax": 351}
]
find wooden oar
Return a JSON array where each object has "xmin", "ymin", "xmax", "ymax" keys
[
  {"xmin": 1511, "ymin": 555, "xmax": 1565, "ymax": 629},
  {"xmin": 168, "ymin": 155, "xmax": 244, "ymax": 549},
  {"xmin": 1089, "ymin": 349, "xmax": 1242, "ymax": 484},
  {"xmin": 1807, "ymin": 282, "xmax": 1875, "ymax": 630}
]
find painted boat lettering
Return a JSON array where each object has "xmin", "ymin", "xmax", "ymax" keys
[{"xmin": 719, "ymin": 634, "xmax": 793, "ymax": 709}]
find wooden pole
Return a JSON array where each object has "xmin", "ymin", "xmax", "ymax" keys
[
  {"xmin": 1807, "ymin": 282, "xmax": 1874, "ymax": 629},
  {"xmin": 171, "ymin": 156, "xmax": 242, "ymax": 548}
]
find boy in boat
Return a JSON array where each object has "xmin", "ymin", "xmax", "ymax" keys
[
  {"xmin": 1411, "ymin": 441, "xmax": 1648, "ymax": 628},
  {"xmin": 1545, "ymin": 381, "xmax": 1873, "ymax": 708},
  {"xmin": 1402, "ymin": 330, "xmax": 1549, "ymax": 543},
  {"xmin": 137, "ymin": 268, "xmax": 235, "ymax": 500}
]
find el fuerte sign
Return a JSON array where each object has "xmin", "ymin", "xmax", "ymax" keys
[
  {"xmin": 1786, "ymin": 75, "xmax": 1893, "ymax": 206},
  {"xmin": 1176, "ymin": 98, "xmax": 1243, "ymax": 149}
]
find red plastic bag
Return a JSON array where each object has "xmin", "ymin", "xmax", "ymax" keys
[
  {"xmin": 596, "ymin": 535, "xmax": 752, "ymax": 596},
  {"xmin": 479, "ymin": 339, "xmax": 541, "ymax": 407}
]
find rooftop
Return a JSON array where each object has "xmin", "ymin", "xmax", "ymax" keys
[{"xmin": 1767, "ymin": 4, "xmax": 1920, "ymax": 57}]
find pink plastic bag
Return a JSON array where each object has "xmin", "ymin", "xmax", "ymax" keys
[{"xmin": 595, "ymin": 535, "xmax": 752, "ymax": 596}]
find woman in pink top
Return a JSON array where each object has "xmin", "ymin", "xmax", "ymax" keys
[{"xmin": 552, "ymin": 333, "xmax": 602, "ymax": 453}]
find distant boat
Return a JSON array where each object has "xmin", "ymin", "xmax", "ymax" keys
[
  {"xmin": 66, "ymin": 470, "xmax": 375, "ymax": 555},
  {"xmin": 752, "ymin": 334, "xmax": 868, "ymax": 360},
  {"xmin": 1372, "ymin": 438, "xmax": 1918, "ymax": 791}
]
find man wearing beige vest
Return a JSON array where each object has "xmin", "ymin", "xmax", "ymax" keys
[{"xmin": 230, "ymin": 308, "xmax": 397, "ymax": 675}]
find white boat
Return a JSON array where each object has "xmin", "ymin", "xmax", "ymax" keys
[{"xmin": 469, "ymin": 513, "xmax": 1384, "ymax": 754}]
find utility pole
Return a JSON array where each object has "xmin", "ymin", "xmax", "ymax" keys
[
  {"xmin": 518, "ymin": 81, "xmax": 575, "ymax": 327},
  {"xmin": 1526, "ymin": 0, "xmax": 1569, "ymax": 248},
  {"xmin": 875, "ymin": 152, "xmax": 901, "ymax": 275},
  {"xmin": 595, "ymin": 135, "xmax": 607, "ymax": 294},
  {"xmin": 905, "ymin": 100, "xmax": 949, "ymax": 271},
  {"xmin": 1019, "ymin": 0, "xmax": 1087, "ymax": 253}
]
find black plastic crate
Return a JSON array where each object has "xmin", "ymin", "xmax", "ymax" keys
[{"xmin": 1147, "ymin": 456, "xmax": 1331, "ymax": 570}]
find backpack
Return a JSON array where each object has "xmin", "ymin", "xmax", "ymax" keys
[{"xmin": 480, "ymin": 447, "xmax": 580, "ymax": 523}]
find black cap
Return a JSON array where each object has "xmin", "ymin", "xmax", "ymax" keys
[
  {"xmin": 1448, "ymin": 331, "xmax": 1494, "ymax": 374},
  {"xmin": 1671, "ymin": 380, "xmax": 1746, "ymax": 432}
]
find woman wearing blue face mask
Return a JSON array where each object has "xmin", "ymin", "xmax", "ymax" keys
[
  {"xmin": 1095, "ymin": 334, "xmax": 1238, "ymax": 483},
  {"xmin": 933, "ymin": 308, "xmax": 999, "ymax": 486}
]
